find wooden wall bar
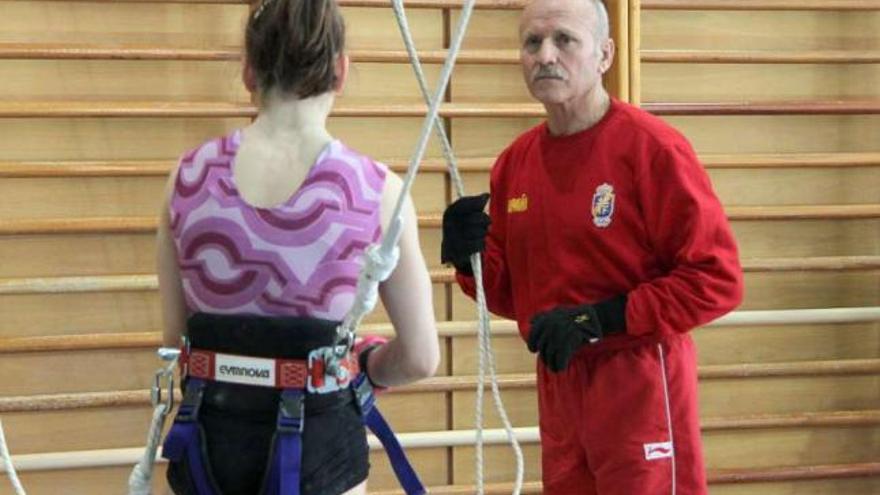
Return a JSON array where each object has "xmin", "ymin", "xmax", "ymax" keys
[{"xmin": 0, "ymin": 0, "xmax": 877, "ymax": 493}]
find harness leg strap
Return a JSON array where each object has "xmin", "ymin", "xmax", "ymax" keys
[
  {"xmin": 265, "ymin": 389, "xmax": 305, "ymax": 495},
  {"xmin": 354, "ymin": 375, "xmax": 426, "ymax": 495},
  {"xmin": 161, "ymin": 378, "xmax": 219, "ymax": 495}
]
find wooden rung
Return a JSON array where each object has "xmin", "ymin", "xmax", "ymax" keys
[
  {"xmin": 726, "ymin": 204, "xmax": 880, "ymax": 220},
  {"xmin": 0, "ymin": 217, "xmax": 157, "ymax": 235},
  {"xmin": 700, "ymin": 359, "xmax": 880, "ymax": 379},
  {"xmin": 336, "ymin": 0, "xmax": 527, "ymax": 7},
  {"xmin": 702, "ymin": 410, "xmax": 880, "ymax": 430},
  {"xmin": 0, "ymin": 160, "xmax": 172, "ymax": 178},
  {"xmin": 643, "ymin": 100, "xmax": 880, "ymax": 116},
  {"xmin": 1, "ymin": 360, "xmax": 877, "ymax": 409},
  {"xmin": 642, "ymin": 0, "xmax": 880, "ymax": 11},
  {"xmin": 0, "ymin": 43, "xmax": 520, "ymax": 65},
  {"xmin": 742, "ymin": 256, "xmax": 880, "ymax": 272},
  {"xmin": 2, "ymin": 0, "xmax": 528, "ymax": 8},
  {"xmin": 4, "ymin": 307, "xmax": 880, "ymax": 353},
  {"xmin": 3, "ymin": 153, "xmax": 879, "ymax": 178},
  {"xmin": 376, "ymin": 463, "xmax": 880, "ymax": 492},
  {"xmin": 6, "ymin": 442, "xmax": 871, "ymax": 485},
  {"xmin": 709, "ymin": 462, "xmax": 880, "ymax": 483},
  {"xmin": 0, "ymin": 158, "xmax": 491, "ymax": 178},
  {"xmin": 2, "ymin": 251, "xmax": 879, "ymax": 295},
  {"xmin": 354, "ymin": 48, "xmax": 519, "ymax": 64},
  {"xmin": 0, "ymin": 271, "xmax": 451, "ymax": 294},
  {"xmin": 642, "ymin": 49, "xmax": 880, "ymax": 64},
  {"xmin": 0, "ymin": 43, "xmax": 240, "ymax": 62},
  {"xmin": 700, "ymin": 152, "xmax": 880, "ymax": 169},
  {"xmin": 372, "ymin": 482, "xmax": 542, "ymax": 495},
  {"xmin": 3, "ymin": 206, "xmax": 879, "ymax": 237},
  {"xmin": 0, "ymin": 274, "xmax": 157, "ymax": 295},
  {"xmin": 1, "ymin": 253, "xmax": 879, "ymax": 295},
  {"xmin": 374, "ymin": 463, "xmax": 880, "ymax": 493},
  {"xmin": 0, "ymin": 320, "xmax": 522, "ymax": 353},
  {"xmin": 2, "ymin": 100, "xmax": 879, "ymax": 118},
  {"xmin": 0, "ymin": 332, "xmax": 160, "ymax": 353},
  {"xmin": 17, "ymin": 0, "xmax": 880, "ymax": 10},
  {"xmin": 0, "ymin": 101, "xmax": 546, "ymax": 119}
]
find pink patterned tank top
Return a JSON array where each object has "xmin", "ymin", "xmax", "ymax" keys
[{"xmin": 169, "ymin": 130, "xmax": 387, "ymax": 320}]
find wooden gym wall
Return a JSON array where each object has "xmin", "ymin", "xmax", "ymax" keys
[{"xmin": 0, "ymin": 0, "xmax": 877, "ymax": 494}]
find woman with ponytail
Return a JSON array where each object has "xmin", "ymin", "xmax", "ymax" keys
[{"xmin": 156, "ymin": 1, "xmax": 440, "ymax": 493}]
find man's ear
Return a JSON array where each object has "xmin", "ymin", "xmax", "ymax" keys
[
  {"xmin": 333, "ymin": 53, "xmax": 350, "ymax": 94},
  {"xmin": 599, "ymin": 38, "xmax": 615, "ymax": 75}
]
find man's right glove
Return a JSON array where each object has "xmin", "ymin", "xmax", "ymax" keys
[
  {"xmin": 441, "ymin": 193, "xmax": 491, "ymax": 276},
  {"xmin": 527, "ymin": 295, "xmax": 628, "ymax": 372}
]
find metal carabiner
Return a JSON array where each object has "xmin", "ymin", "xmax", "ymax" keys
[
  {"xmin": 325, "ymin": 326, "xmax": 355, "ymax": 381},
  {"xmin": 151, "ymin": 347, "xmax": 180, "ymax": 413}
]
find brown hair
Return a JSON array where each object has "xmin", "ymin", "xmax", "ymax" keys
[{"xmin": 245, "ymin": 0, "xmax": 346, "ymax": 98}]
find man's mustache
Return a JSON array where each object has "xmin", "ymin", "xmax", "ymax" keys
[{"xmin": 533, "ymin": 66, "xmax": 566, "ymax": 80}]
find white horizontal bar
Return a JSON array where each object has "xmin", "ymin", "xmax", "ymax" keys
[
  {"xmin": 370, "ymin": 426, "xmax": 539, "ymax": 449},
  {"xmin": 709, "ymin": 307, "xmax": 880, "ymax": 326},
  {"xmin": 0, "ymin": 427, "xmax": 539, "ymax": 473}
]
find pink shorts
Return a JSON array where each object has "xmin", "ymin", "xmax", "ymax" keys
[{"xmin": 537, "ymin": 333, "xmax": 708, "ymax": 495}]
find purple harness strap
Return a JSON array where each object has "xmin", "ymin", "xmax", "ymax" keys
[
  {"xmin": 263, "ymin": 390, "xmax": 305, "ymax": 495},
  {"xmin": 161, "ymin": 378, "xmax": 219, "ymax": 495},
  {"xmin": 353, "ymin": 375, "xmax": 426, "ymax": 495},
  {"xmin": 163, "ymin": 375, "xmax": 424, "ymax": 495}
]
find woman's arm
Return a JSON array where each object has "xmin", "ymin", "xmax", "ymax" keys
[
  {"xmin": 156, "ymin": 170, "xmax": 188, "ymax": 347},
  {"xmin": 365, "ymin": 172, "xmax": 440, "ymax": 387}
]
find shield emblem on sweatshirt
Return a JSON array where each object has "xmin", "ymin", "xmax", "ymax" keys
[{"xmin": 591, "ymin": 183, "xmax": 615, "ymax": 228}]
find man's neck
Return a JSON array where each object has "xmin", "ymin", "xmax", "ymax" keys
[{"xmin": 544, "ymin": 87, "xmax": 611, "ymax": 137}]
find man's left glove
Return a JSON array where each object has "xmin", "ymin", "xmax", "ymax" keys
[
  {"xmin": 527, "ymin": 295, "xmax": 628, "ymax": 372},
  {"xmin": 441, "ymin": 193, "xmax": 491, "ymax": 276}
]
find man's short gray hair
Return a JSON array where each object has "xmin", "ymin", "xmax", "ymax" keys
[{"xmin": 590, "ymin": 0, "xmax": 610, "ymax": 42}]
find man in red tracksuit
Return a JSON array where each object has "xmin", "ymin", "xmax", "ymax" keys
[{"xmin": 441, "ymin": 0, "xmax": 744, "ymax": 493}]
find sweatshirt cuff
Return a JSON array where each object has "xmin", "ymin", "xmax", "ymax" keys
[{"xmin": 594, "ymin": 294, "xmax": 628, "ymax": 335}]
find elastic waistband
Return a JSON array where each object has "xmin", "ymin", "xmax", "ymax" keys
[
  {"xmin": 573, "ymin": 331, "xmax": 689, "ymax": 360},
  {"xmin": 186, "ymin": 312, "xmax": 341, "ymax": 359},
  {"xmin": 198, "ymin": 380, "xmax": 355, "ymax": 418}
]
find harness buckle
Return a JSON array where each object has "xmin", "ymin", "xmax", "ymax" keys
[
  {"xmin": 277, "ymin": 391, "xmax": 305, "ymax": 433},
  {"xmin": 353, "ymin": 373, "xmax": 375, "ymax": 415},
  {"xmin": 151, "ymin": 347, "xmax": 179, "ymax": 412},
  {"xmin": 307, "ymin": 345, "xmax": 353, "ymax": 394},
  {"xmin": 175, "ymin": 379, "xmax": 205, "ymax": 423}
]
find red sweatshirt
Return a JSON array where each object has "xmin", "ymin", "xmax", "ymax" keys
[{"xmin": 457, "ymin": 99, "xmax": 743, "ymax": 344}]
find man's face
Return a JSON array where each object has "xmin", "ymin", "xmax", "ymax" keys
[{"xmin": 519, "ymin": 0, "xmax": 612, "ymax": 106}]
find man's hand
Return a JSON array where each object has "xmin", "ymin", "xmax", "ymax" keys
[
  {"xmin": 441, "ymin": 193, "xmax": 491, "ymax": 276},
  {"xmin": 527, "ymin": 295, "xmax": 628, "ymax": 372}
]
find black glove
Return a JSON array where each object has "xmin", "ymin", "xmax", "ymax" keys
[
  {"xmin": 441, "ymin": 193, "xmax": 491, "ymax": 276},
  {"xmin": 356, "ymin": 340, "xmax": 384, "ymax": 388},
  {"xmin": 527, "ymin": 294, "xmax": 628, "ymax": 372}
]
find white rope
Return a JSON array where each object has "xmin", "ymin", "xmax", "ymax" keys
[
  {"xmin": 389, "ymin": 2, "xmax": 523, "ymax": 494},
  {"xmin": 0, "ymin": 419, "xmax": 26, "ymax": 495},
  {"xmin": 127, "ymin": 403, "xmax": 168, "ymax": 495},
  {"xmin": 339, "ymin": 243, "xmax": 400, "ymax": 338},
  {"xmin": 127, "ymin": 351, "xmax": 178, "ymax": 494},
  {"xmin": 337, "ymin": 0, "xmax": 479, "ymax": 347}
]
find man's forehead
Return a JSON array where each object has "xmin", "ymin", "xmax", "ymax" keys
[{"xmin": 520, "ymin": 0, "xmax": 594, "ymax": 35}]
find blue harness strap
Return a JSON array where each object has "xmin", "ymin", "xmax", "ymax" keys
[
  {"xmin": 161, "ymin": 378, "xmax": 219, "ymax": 495},
  {"xmin": 353, "ymin": 375, "xmax": 426, "ymax": 495},
  {"xmin": 266, "ymin": 389, "xmax": 306, "ymax": 495},
  {"xmin": 163, "ymin": 373, "xmax": 424, "ymax": 495}
]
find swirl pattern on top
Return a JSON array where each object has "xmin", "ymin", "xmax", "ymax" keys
[{"xmin": 170, "ymin": 130, "xmax": 387, "ymax": 320}]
